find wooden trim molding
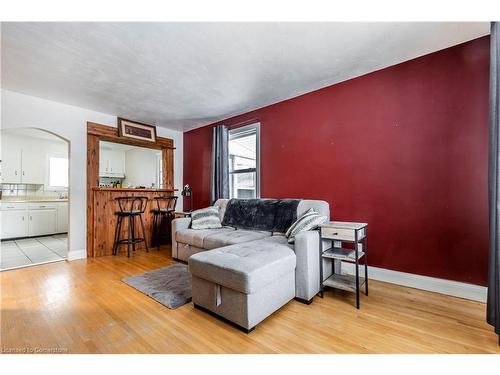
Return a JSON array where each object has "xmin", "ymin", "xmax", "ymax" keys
[
  {"xmin": 86, "ymin": 122, "xmax": 176, "ymax": 257},
  {"xmin": 87, "ymin": 122, "xmax": 175, "ymax": 149},
  {"xmin": 341, "ymin": 263, "xmax": 487, "ymax": 302}
]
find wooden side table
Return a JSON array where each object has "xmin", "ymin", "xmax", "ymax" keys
[{"xmin": 318, "ymin": 221, "xmax": 368, "ymax": 309}]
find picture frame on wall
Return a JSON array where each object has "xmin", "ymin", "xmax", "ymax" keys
[{"xmin": 117, "ymin": 117, "xmax": 157, "ymax": 143}]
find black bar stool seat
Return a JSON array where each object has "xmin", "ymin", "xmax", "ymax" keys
[
  {"xmin": 152, "ymin": 196, "xmax": 178, "ymax": 250},
  {"xmin": 155, "ymin": 208, "xmax": 174, "ymax": 213},
  {"xmin": 113, "ymin": 196, "xmax": 149, "ymax": 257},
  {"xmin": 116, "ymin": 209, "xmax": 143, "ymax": 215}
]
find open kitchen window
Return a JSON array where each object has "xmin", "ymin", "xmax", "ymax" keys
[
  {"xmin": 228, "ymin": 123, "xmax": 260, "ymax": 199},
  {"xmin": 49, "ymin": 156, "xmax": 69, "ymax": 188}
]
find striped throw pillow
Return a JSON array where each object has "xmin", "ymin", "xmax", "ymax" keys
[
  {"xmin": 191, "ymin": 206, "xmax": 223, "ymax": 230},
  {"xmin": 286, "ymin": 208, "xmax": 327, "ymax": 244}
]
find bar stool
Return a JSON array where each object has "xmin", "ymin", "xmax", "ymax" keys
[
  {"xmin": 113, "ymin": 196, "xmax": 149, "ymax": 257},
  {"xmin": 152, "ymin": 196, "xmax": 178, "ymax": 251}
]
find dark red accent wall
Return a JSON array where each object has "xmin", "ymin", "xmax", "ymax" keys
[{"xmin": 183, "ymin": 36, "xmax": 490, "ymax": 286}]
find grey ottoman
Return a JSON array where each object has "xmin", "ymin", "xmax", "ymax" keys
[{"xmin": 188, "ymin": 236, "xmax": 296, "ymax": 332}]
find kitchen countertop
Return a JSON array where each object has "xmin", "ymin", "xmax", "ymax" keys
[
  {"xmin": 93, "ymin": 187, "xmax": 177, "ymax": 192},
  {"xmin": 0, "ymin": 199, "xmax": 68, "ymax": 203}
]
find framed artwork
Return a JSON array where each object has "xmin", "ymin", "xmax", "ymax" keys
[{"xmin": 117, "ymin": 117, "xmax": 157, "ymax": 143}]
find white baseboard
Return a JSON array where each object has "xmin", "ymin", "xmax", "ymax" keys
[
  {"xmin": 341, "ymin": 263, "xmax": 487, "ymax": 303},
  {"xmin": 67, "ymin": 249, "xmax": 87, "ymax": 261}
]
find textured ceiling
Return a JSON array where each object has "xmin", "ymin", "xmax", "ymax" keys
[{"xmin": 1, "ymin": 22, "xmax": 490, "ymax": 132}]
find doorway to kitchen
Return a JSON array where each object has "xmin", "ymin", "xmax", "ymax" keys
[{"xmin": 0, "ymin": 128, "xmax": 70, "ymax": 271}]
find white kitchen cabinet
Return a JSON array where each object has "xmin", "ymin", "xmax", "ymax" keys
[
  {"xmin": 20, "ymin": 147, "xmax": 45, "ymax": 184},
  {"xmin": 1, "ymin": 210, "xmax": 29, "ymax": 239},
  {"xmin": 28, "ymin": 209, "xmax": 57, "ymax": 237},
  {"xmin": 1, "ymin": 138, "xmax": 22, "ymax": 183},
  {"xmin": 56, "ymin": 202, "xmax": 68, "ymax": 233},
  {"xmin": 1, "ymin": 141, "xmax": 45, "ymax": 184},
  {"xmin": 108, "ymin": 150, "xmax": 125, "ymax": 175},
  {"xmin": 99, "ymin": 148, "xmax": 125, "ymax": 177},
  {"xmin": 99, "ymin": 148, "xmax": 110, "ymax": 175}
]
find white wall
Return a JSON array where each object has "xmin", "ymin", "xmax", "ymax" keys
[{"xmin": 1, "ymin": 89, "xmax": 183, "ymax": 259}]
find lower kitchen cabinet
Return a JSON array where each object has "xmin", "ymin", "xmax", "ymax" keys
[
  {"xmin": 1, "ymin": 210, "xmax": 29, "ymax": 239},
  {"xmin": 0, "ymin": 201, "xmax": 68, "ymax": 240},
  {"xmin": 28, "ymin": 209, "xmax": 57, "ymax": 237}
]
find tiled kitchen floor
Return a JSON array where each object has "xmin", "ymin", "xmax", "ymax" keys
[{"xmin": 0, "ymin": 234, "xmax": 68, "ymax": 271}]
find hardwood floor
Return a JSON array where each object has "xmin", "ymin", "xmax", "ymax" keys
[{"xmin": 1, "ymin": 246, "xmax": 499, "ymax": 354}]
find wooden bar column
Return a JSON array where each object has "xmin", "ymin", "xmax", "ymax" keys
[{"xmin": 87, "ymin": 133, "xmax": 100, "ymax": 257}]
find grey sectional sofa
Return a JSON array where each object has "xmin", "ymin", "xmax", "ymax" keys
[{"xmin": 171, "ymin": 198, "xmax": 333, "ymax": 332}]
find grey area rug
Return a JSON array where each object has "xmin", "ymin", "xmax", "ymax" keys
[{"xmin": 123, "ymin": 263, "xmax": 192, "ymax": 309}]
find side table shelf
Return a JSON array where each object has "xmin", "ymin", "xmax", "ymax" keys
[
  {"xmin": 323, "ymin": 273, "xmax": 366, "ymax": 293},
  {"xmin": 322, "ymin": 247, "xmax": 365, "ymax": 262},
  {"xmin": 318, "ymin": 221, "xmax": 368, "ymax": 309}
]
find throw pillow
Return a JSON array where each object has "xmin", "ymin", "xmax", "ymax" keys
[
  {"xmin": 286, "ymin": 208, "xmax": 327, "ymax": 244},
  {"xmin": 191, "ymin": 206, "xmax": 223, "ymax": 230}
]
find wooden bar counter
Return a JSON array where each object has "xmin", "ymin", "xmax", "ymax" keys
[
  {"xmin": 86, "ymin": 122, "xmax": 177, "ymax": 258},
  {"xmin": 90, "ymin": 187, "xmax": 176, "ymax": 257}
]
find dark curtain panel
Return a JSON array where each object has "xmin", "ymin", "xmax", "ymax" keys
[
  {"xmin": 488, "ymin": 21, "xmax": 500, "ymax": 344},
  {"xmin": 211, "ymin": 125, "xmax": 229, "ymax": 204}
]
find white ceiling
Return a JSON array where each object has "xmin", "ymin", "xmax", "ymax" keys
[{"xmin": 1, "ymin": 22, "xmax": 490, "ymax": 132}]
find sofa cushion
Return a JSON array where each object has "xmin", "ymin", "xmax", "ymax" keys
[
  {"xmin": 214, "ymin": 199, "xmax": 229, "ymax": 222},
  {"xmin": 203, "ymin": 229, "xmax": 272, "ymax": 250},
  {"xmin": 297, "ymin": 199, "xmax": 330, "ymax": 219},
  {"xmin": 286, "ymin": 208, "xmax": 327, "ymax": 243},
  {"xmin": 191, "ymin": 206, "xmax": 223, "ymax": 230},
  {"xmin": 188, "ymin": 236, "xmax": 296, "ymax": 294},
  {"xmin": 176, "ymin": 227, "xmax": 234, "ymax": 248}
]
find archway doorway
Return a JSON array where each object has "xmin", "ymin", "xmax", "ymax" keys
[{"xmin": 1, "ymin": 128, "xmax": 70, "ymax": 271}]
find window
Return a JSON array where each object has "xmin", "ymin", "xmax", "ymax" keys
[
  {"xmin": 49, "ymin": 156, "xmax": 69, "ymax": 187},
  {"xmin": 228, "ymin": 123, "xmax": 260, "ymax": 199}
]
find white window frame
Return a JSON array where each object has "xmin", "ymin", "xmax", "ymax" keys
[
  {"xmin": 47, "ymin": 154, "xmax": 69, "ymax": 190},
  {"xmin": 228, "ymin": 122, "xmax": 260, "ymax": 199}
]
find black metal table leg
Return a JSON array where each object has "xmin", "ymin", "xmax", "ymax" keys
[
  {"xmin": 319, "ymin": 230, "xmax": 324, "ymax": 298},
  {"xmin": 355, "ymin": 229, "xmax": 360, "ymax": 309},
  {"xmin": 364, "ymin": 228, "xmax": 368, "ymax": 296}
]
